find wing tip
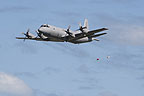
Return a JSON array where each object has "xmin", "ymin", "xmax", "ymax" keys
[
  {"xmin": 103, "ymin": 28, "xmax": 108, "ymax": 30},
  {"xmin": 16, "ymin": 37, "xmax": 26, "ymax": 39},
  {"xmin": 16, "ymin": 37, "xmax": 19, "ymax": 39}
]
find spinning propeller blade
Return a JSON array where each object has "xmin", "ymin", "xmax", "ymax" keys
[
  {"xmin": 35, "ymin": 30, "xmax": 41, "ymax": 38},
  {"xmin": 76, "ymin": 22, "xmax": 87, "ymax": 32},
  {"xmin": 22, "ymin": 28, "xmax": 30, "ymax": 41},
  {"xmin": 65, "ymin": 25, "xmax": 72, "ymax": 36}
]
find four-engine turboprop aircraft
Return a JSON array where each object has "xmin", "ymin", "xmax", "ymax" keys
[{"xmin": 16, "ymin": 19, "xmax": 108, "ymax": 44}]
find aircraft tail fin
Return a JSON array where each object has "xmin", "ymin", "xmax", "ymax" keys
[{"xmin": 84, "ymin": 19, "xmax": 89, "ymax": 30}]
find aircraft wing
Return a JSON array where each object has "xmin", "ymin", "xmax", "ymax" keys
[
  {"xmin": 90, "ymin": 33, "xmax": 107, "ymax": 38},
  {"xmin": 16, "ymin": 37, "xmax": 65, "ymax": 42},
  {"xmin": 16, "ymin": 37, "xmax": 44, "ymax": 41},
  {"xmin": 86, "ymin": 28, "xmax": 108, "ymax": 35},
  {"xmin": 71, "ymin": 28, "xmax": 108, "ymax": 41}
]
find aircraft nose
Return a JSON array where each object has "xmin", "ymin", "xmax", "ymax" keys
[
  {"xmin": 38, "ymin": 28, "xmax": 43, "ymax": 32},
  {"xmin": 38, "ymin": 29, "xmax": 40, "ymax": 32}
]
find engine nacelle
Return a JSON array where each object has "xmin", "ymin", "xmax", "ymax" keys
[
  {"xmin": 83, "ymin": 29, "xmax": 89, "ymax": 33},
  {"xmin": 71, "ymin": 37, "xmax": 92, "ymax": 44},
  {"xmin": 27, "ymin": 32, "xmax": 36, "ymax": 38}
]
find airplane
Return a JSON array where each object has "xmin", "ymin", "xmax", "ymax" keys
[{"xmin": 16, "ymin": 19, "xmax": 108, "ymax": 44}]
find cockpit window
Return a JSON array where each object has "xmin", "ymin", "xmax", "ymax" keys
[{"xmin": 40, "ymin": 24, "xmax": 49, "ymax": 27}]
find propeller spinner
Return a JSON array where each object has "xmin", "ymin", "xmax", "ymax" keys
[
  {"xmin": 65, "ymin": 25, "xmax": 75, "ymax": 37},
  {"xmin": 76, "ymin": 22, "xmax": 87, "ymax": 33},
  {"xmin": 65, "ymin": 25, "xmax": 72, "ymax": 35}
]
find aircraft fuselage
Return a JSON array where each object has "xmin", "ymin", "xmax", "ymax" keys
[
  {"xmin": 38, "ymin": 25, "xmax": 91, "ymax": 43},
  {"xmin": 16, "ymin": 19, "xmax": 108, "ymax": 44}
]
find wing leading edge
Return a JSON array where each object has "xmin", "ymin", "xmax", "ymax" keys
[
  {"xmin": 16, "ymin": 37, "xmax": 44, "ymax": 41},
  {"xmin": 87, "ymin": 28, "xmax": 108, "ymax": 35}
]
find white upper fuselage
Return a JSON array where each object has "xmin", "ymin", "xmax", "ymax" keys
[{"xmin": 38, "ymin": 24, "xmax": 71, "ymax": 38}]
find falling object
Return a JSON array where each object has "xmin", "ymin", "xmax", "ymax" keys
[{"xmin": 107, "ymin": 56, "xmax": 110, "ymax": 59}]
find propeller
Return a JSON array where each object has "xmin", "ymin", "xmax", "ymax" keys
[
  {"xmin": 76, "ymin": 22, "xmax": 87, "ymax": 33},
  {"xmin": 65, "ymin": 25, "xmax": 73, "ymax": 36},
  {"xmin": 35, "ymin": 30, "xmax": 41, "ymax": 38},
  {"xmin": 22, "ymin": 29, "xmax": 30, "ymax": 41}
]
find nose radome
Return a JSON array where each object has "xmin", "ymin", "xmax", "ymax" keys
[{"xmin": 38, "ymin": 28, "xmax": 43, "ymax": 32}]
